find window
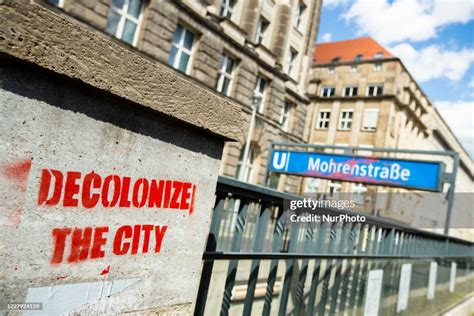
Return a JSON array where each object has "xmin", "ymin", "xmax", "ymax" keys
[
  {"xmin": 268, "ymin": 173, "xmax": 281, "ymax": 190},
  {"xmin": 350, "ymin": 65, "xmax": 357, "ymax": 73},
  {"xmin": 305, "ymin": 178, "xmax": 320, "ymax": 193},
  {"xmin": 366, "ymin": 84, "xmax": 383, "ymax": 96},
  {"xmin": 316, "ymin": 110, "xmax": 331, "ymax": 129},
  {"xmin": 331, "ymin": 57, "xmax": 341, "ymax": 63},
  {"xmin": 48, "ymin": 0, "xmax": 64, "ymax": 7},
  {"xmin": 339, "ymin": 110, "xmax": 353, "ymax": 130},
  {"xmin": 293, "ymin": 2, "xmax": 306, "ymax": 30},
  {"xmin": 280, "ymin": 102, "xmax": 293, "ymax": 132},
  {"xmin": 362, "ymin": 109, "xmax": 379, "ymax": 131},
  {"xmin": 255, "ymin": 17, "xmax": 269, "ymax": 45},
  {"xmin": 254, "ymin": 76, "xmax": 268, "ymax": 113},
  {"xmin": 352, "ymin": 183, "xmax": 367, "ymax": 204},
  {"xmin": 329, "ymin": 181, "xmax": 342, "ymax": 196},
  {"xmin": 354, "ymin": 54, "xmax": 363, "ymax": 61},
  {"xmin": 106, "ymin": 0, "xmax": 144, "ymax": 46},
  {"xmin": 216, "ymin": 55, "xmax": 236, "ymax": 96},
  {"xmin": 285, "ymin": 49, "xmax": 298, "ymax": 76},
  {"xmin": 328, "ymin": 67, "xmax": 335, "ymax": 74},
  {"xmin": 374, "ymin": 63, "xmax": 382, "ymax": 71},
  {"xmin": 220, "ymin": 0, "xmax": 236, "ymax": 18},
  {"xmin": 168, "ymin": 25, "xmax": 196, "ymax": 74},
  {"xmin": 321, "ymin": 87, "xmax": 335, "ymax": 97},
  {"xmin": 375, "ymin": 52, "xmax": 383, "ymax": 59},
  {"xmin": 236, "ymin": 144, "xmax": 257, "ymax": 183},
  {"xmin": 343, "ymin": 86, "xmax": 358, "ymax": 97}
]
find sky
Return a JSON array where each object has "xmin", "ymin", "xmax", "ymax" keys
[{"xmin": 317, "ymin": 0, "xmax": 474, "ymax": 158}]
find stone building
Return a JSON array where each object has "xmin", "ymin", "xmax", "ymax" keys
[
  {"xmin": 44, "ymin": 0, "xmax": 323, "ymax": 193},
  {"xmin": 305, "ymin": 37, "xmax": 473, "ymax": 237},
  {"xmin": 39, "ymin": 1, "xmax": 471, "ymax": 234}
]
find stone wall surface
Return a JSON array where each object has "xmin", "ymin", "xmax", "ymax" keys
[{"xmin": 0, "ymin": 0, "xmax": 243, "ymax": 141}]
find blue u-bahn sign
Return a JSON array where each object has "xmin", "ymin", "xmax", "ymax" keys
[{"xmin": 270, "ymin": 150, "xmax": 443, "ymax": 192}]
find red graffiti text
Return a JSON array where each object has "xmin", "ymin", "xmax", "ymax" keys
[
  {"xmin": 51, "ymin": 224, "xmax": 168, "ymax": 264},
  {"xmin": 37, "ymin": 169, "xmax": 196, "ymax": 214}
]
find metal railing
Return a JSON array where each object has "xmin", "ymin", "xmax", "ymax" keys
[{"xmin": 194, "ymin": 176, "xmax": 473, "ymax": 316}]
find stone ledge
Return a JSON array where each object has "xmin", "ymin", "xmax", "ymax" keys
[{"xmin": 0, "ymin": 0, "xmax": 243, "ymax": 141}]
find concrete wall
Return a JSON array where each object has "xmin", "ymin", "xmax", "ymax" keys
[
  {"xmin": 0, "ymin": 1, "xmax": 243, "ymax": 314},
  {"xmin": 0, "ymin": 62, "xmax": 221, "ymax": 314}
]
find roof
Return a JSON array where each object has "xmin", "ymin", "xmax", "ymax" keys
[{"xmin": 313, "ymin": 37, "xmax": 394, "ymax": 65}]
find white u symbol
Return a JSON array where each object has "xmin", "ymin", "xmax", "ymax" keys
[{"xmin": 272, "ymin": 152, "xmax": 288, "ymax": 170}]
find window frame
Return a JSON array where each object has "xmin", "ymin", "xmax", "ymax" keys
[
  {"xmin": 268, "ymin": 173, "xmax": 281, "ymax": 190},
  {"xmin": 316, "ymin": 110, "xmax": 331, "ymax": 130},
  {"xmin": 236, "ymin": 144, "xmax": 257, "ymax": 183},
  {"xmin": 280, "ymin": 102, "xmax": 293, "ymax": 132},
  {"xmin": 219, "ymin": 0, "xmax": 236, "ymax": 18},
  {"xmin": 366, "ymin": 84, "xmax": 384, "ymax": 96},
  {"xmin": 293, "ymin": 1, "xmax": 306, "ymax": 31},
  {"xmin": 352, "ymin": 182, "xmax": 367, "ymax": 204},
  {"xmin": 216, "ymin": 54, "xmax": 236, "ymax": 96},
  {"xmin": 343, "ymin": 86, "xmax": 358, "ymax": 97},
  {"xmin": 361, "ymin": 108, "xmax": 379, "ymax": 131},
  {"xmin": 305, "ymin": 178, "xmax": 320, "ymax": 193},
  {"xmin": 329, "ymin": 181, "xmax": 342, "ymax": 196},
  {"xmin": 338, "ymin": 110, "xmax": 353, "ymax": 130},
  {"xmin": 255, "ymin": 17, "xmax": 270, "ymax": 45},
  {"xmin": 373, "ymin": 63, "xmax": 382, "ymax": 71},
  {"xmin": 285, "ymin": 48, "xmax": 298, "ymax": 76},
  {"xmin": 168, "ymin": 25, "xmax": 197, "ymax": 74},
  {"xmin": 106, "ymin": 0, "xmax": 144, "ymax": 47},
  {"xmin": 354, "ymin": 54, "xmax": 363, "ymax": 61},
  {"xmin": 321, "ymin": 87, "xmax": 335, "ymax": 97},
  {"xmin": 254, "ymin": 76, "xmax": 268, "ymax": 113},
  {"xmin": 48, "ymin": 0, "xmax": 65, "ymax": 8}
]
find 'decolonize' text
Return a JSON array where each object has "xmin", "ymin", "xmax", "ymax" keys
[{"xmin": 36, "ymin": 168, "xmax": 197, "ymax": 265}]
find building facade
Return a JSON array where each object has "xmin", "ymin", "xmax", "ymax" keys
[
  {"xmin": 44, "ymin": 0, "xmax": 323, "ymax": 193},
  {"xmin": 41, "ymin": 1, "xmax": 471, "ymax": 236},
  {"xmin": 305, "ymin": 37, "xmax": 473, "ymax": 238}
]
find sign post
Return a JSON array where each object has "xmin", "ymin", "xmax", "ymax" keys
[
  {"xmin": 264, "ymin": 142, "xmax": 459, "ymax": 234},
  {"xmin": 269, "ymin": 150, "xmax": 443, "ymax": 191}
]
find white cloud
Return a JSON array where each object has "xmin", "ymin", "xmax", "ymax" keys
[
  {"xmin": 320, "ymin": 32, "xmax": 333, "ymax": 42},
  {"xmin": 469, "ymin": 78, "xmax": 474, "ymax": 88},
  {"xmin": 390, "ymin": 43, "xmax": 474, "ymax": 82},
  {"xmin": 343, "ymin": 0, "xmax": 474, "ymax": 45},
  {"xmin": 435, "ymin": 101, "xmax": 474, "ymax": 157}
]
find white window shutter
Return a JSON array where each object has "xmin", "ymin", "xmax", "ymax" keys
[{"xmin": 363, "ymin": 109, "xmax": 379, "ymax": 130}]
